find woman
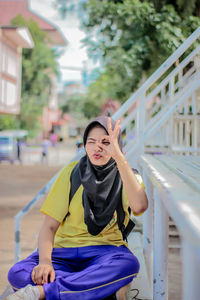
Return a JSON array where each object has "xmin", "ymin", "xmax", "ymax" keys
[{"xmin": 7, "ymin": 116, "xmax": 148, "ymax": 300}]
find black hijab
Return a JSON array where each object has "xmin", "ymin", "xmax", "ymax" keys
[{"xmin": 78, "ymin": 116, "xmax": 123, "ymax": 235}]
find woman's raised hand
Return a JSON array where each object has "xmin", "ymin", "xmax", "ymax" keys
[{"xmin": 100, "ymin": 117, "xmax": 122, "ymax": 160}]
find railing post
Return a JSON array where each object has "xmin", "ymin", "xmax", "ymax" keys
[
  {"xmin": 168, "ymin": 76, "xmax": 174, "ymax": 149},
  {"xmin": 142, "ymin": 172, "xmax": 154, "ymax": 297},
  {"xmin": 182, "ymin": 240, "xmax": 200, "ymax": 300},
  {"xmin": 153, "ymin": 189, "xmax": 169, "ymax": 300},
  {"xmin": 136, "ymin": 92, "xmax": 145, "ymax": 155},
  {"xmin": 14, "ymin": 215, "xmax": 21, "ymax": 263}
]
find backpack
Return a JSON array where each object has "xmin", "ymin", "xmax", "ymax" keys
[{"xmin": 66, "ymin": 163, "xmax": 136, "ymax": 241}]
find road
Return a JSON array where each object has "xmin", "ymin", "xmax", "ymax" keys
[{"xmin": 0, "ymin": 140, "xmax": 77, "ymax": 293}]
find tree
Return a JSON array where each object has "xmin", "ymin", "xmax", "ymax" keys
[
  {"xmin": 82, "ymin": 1, "xmax": 200, "ymax": 103},
  {"xmin": 1, "ymin": 15, "xmax": 58, "ymax": 136},
  {"xmin": 151, "ymin": 0, "xmax": 200, "ymax": 17},
  {"xmin": 54, "ymin": 0, "xmax": 200, "ymax": 118}
]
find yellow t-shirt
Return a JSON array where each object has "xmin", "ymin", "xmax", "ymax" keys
[{"xmin": 41, "ymin": 161, "xmax": 145, "ymax": 248}]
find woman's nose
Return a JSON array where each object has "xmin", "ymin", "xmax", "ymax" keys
[{"xmin": 96, "ymin": 141, "xmax": 103, "ymax": 150}]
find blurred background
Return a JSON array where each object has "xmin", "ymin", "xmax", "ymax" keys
[{"xmin": 0, "ymin": 0, "xmax": 200, "ymax": 298}]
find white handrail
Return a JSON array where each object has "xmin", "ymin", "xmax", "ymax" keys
[
  {"xmin": 113, "ymin": 27, "xmax": 200, "ymax": 121},
  {"xmin": 140, "ymin": 154, "xmax": 200, "ymax": 300},
  {"xmin": 145, "ymin": 45, "xmax": 200, "ymax": 103},
  {"xmin": 125, "ymin": 77, "xmax": 200, "ymax": 160}
]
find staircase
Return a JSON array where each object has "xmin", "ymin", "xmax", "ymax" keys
[
  {"xmin": 168, "ymin": 217, "xmax": 181, "ymax": 249},
  {"xmin": 112, "ymin": 27, "xmax": 200, "ymax": 167}
]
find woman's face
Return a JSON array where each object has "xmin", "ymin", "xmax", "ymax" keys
[{"xmin": 85, "ymin": 125, "xmax": 111, "ymax": 166}]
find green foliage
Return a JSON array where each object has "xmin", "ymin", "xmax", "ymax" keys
[
  {"xmin": 60, "ymin": 92, "xmax": 100, "ymax": 120},
  {"xmin": 82, "ymin": 101, "xmax": 100, "ymax": 119},
  {"xmin": 79, "ymin": 0, "xmax": 200, "ymax": 110},
  {"xmin": 61, "ymin": 94, "xmax": 84, "ymax": 115},
  {"xmin": 0, "ymin": 115, "xmax": 20, "ymax": 131},
  {"xmin": 8, "ymin": 15, "xmax": 58, "ymax": 136},
  {"xmin": 151, "ymin": 0, "xmax": 200, "ymax": 16}
]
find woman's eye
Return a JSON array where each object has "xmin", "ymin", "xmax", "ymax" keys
[{"xmin": 103, "ymin": 141, "xmax": 110, "ymax": 145}]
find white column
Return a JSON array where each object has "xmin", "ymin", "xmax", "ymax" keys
[
  {"xmin": 182, "ymin": 240, "xmax": 200, "ymax": 300},
  {"xmin": 136, "ymin": 92, "xmax": 145, "ymax": 155},
  {"xmin": 174, "ymin": 120, "xmax": 178, "ymax": 146},
  {"xmin": 143, "ymin": 172, "xmax": 154, "ymax": 297},
  {"xmin": 14, "ymin": 215, "xmax": 21, "ymax": 263},
  {"xmin": 153, "ymin": 189, "xmax": 169, "ymax": 300},
  {"xmin": 0, "ymin": 31, "xmax": 2, "ymax": 104}
]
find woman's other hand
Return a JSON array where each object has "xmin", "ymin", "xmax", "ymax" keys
[{"xmin": 31, "ymin": 263, "xmax": 55, "ymax": 285}]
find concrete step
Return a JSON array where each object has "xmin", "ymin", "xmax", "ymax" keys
[
  {"xmin": 169, "ymin": 229, "xmax": 180, "ymax": 237},
  {"xmin": 168, "ymin": 218, "xmax": 181, "ymax": 248},
  {"xmin": 127, "ymin": 232, "xmax": 152, "ymax": 300}
]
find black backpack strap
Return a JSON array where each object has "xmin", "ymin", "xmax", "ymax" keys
[
  {"xmin": 63, "ymin": 163, "xmax": 81, "ymax": 221},
  {"xmin": 116, "ymin": 192, "xmax": 126, "ymax": 240},
  {"xmin": 117, "ymin": 200, "xmax": 135, "ymax": 242},
  {"xmin": 69, "ymin": 162, "xmax": 81, "ymax": 204}
]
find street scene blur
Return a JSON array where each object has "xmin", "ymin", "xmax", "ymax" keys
[{"xmin": 0, "ymin": 0, "xmax": 200, "ymax": 299}]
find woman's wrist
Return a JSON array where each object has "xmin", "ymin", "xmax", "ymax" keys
[
  {"xmin": 39, "ymin": 258, "xmax": 52, "ymax": 265},
  {"xmin": 114, "ymin": 152, "xmax": 128, "ymax": 168}
]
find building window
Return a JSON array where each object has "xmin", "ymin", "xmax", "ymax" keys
[
  {"xmin": 6, "ymin": 82, "xmax": 17, "ymax": 106},
  {"xmin": 1, "ymin": 79, "xmax": 6, "ymax": 105},
  {"xmin": 0, "ymin": 80, "xmax": 17, "ymax": 107},
  {"xmin": 2, "ymin": 44, "xmax": 17, "ymax": 77}
]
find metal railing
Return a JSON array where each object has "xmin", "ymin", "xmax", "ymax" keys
[
  {"xmin": 140, "ymin": 154, "xmax": 200, "ymax": 300},
  {"xmin": 113, "ymin": 26, "xmax": 200, "ymax": 160}
]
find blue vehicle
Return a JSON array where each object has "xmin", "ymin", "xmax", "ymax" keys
[{"xmin": 0, "ymin": 130, "xmax": 27, "ymax": 163}]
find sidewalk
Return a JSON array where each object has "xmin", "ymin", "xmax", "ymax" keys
[
  {"xmin": 0, "ymin": 140, "xmax": 77, "ymax": 295},
  {"xmin": 21, "ymin": 139, "xmax": 77, "ymax": 166}
]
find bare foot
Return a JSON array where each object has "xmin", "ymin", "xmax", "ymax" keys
[{"xmin": 116, "ymin": 284, "xmax": 129, "ymax": 300}]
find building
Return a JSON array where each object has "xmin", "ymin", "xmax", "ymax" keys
[
  {"xmin": 0, "ymin": 0, "xmax": 66, "ymax": 47},
  {"xmin": 0, "ymin": 0, "xmax": 67, "ymax": 136},
  {"xmin": 0, "ymin": 25, "xmax": 34, "ymax": 114}
]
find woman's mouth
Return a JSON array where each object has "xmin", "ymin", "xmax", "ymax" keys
[{"xmin": 93, "ymin": 154, "xmax": 102, "ymax": 160}]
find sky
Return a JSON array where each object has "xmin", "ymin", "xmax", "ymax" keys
[{"xmin": 30, "ymin": 0, "xmax": 89, "ymax": 83}]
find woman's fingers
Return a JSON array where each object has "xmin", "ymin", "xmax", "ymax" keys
[
  {"xmin": 114, "ymin": 120, "xmax": 120, "ymax": 138},
  {"xmin": 107, "ymin": 117, "xmax": 113, "ymax": 135},
  {"xmin": 107, "ymin": 118, "xmax": 120, "ymax": 138},
  {"xmin": 42, "ymin": 270, "xmax": 49, "ymax": 284},
  {"xmin": 35, "ymin": 267, "xmax": 44, "ymax": 285},
  {"xmin": 50, "ymin": 269, "xmax": 55, "ymax": 283},
  {"xmin": 31, "ymin": 268, "xmax": 36, "ymax": 284},
  {"xmin": 31, "ymin": 264, "xmax": 54, "ymax": 285}
]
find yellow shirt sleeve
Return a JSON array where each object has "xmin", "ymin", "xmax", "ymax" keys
[{"xmin": 40, "ymin": 161, "xmax": 78, "ymax": 223}]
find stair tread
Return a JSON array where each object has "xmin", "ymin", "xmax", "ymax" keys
[{"xmin": 127, "ymin": 232, "xmax": 152, "ymax": 300}]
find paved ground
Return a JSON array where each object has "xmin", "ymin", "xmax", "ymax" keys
[
  {"xmin": 0, "ymin": 140, "xmax": 77, "ymax": 294},
  {"xmin": 0, "ymin": 140, "xmax": 181, "ymax": 298}
]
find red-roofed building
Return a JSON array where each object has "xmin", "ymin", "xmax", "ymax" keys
[
  {"xmin": 0, "ymin": 0, "xmax": 67, "ymax": 136},
  {"xmin": 0, "ymin": 25, "xmax": 34, "ymax": 114},
  {"xmin": 0, "ymin": 0, "xmax": 66, "ymax": 46}
]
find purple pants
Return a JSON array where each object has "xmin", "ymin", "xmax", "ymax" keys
[{"xmin": 8, "ymin": 245, "xmax": 139, "ymax": 300}]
